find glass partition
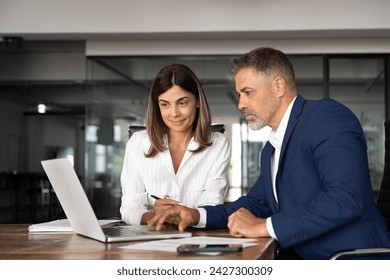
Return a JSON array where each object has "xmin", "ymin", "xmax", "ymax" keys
[
  {"xmin": 1, "ymin": 45, "xmax": 387, "ymax": 223},
  {"xmin": 85, "ymin": 54, "xmax": 386, "ymax": 218}
]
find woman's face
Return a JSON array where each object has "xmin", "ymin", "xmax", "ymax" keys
[{"xmin": 158, "ymin": 85, "xmax": 199, "ymax": 134}]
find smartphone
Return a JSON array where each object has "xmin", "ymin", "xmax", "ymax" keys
[{"xmin": 177, "ymin": 244, "xmax": 243, "ymax": 253}]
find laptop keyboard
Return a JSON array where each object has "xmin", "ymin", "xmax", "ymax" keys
[{"xmin": 102, "ymin": 226, "xmax": 152, "ymax": 237}]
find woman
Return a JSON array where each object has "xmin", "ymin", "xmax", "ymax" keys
[{"xmin": 120, "ymin": 64, "xmax": 231, "ymax": 225}]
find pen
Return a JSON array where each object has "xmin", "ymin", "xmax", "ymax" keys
[
  {"xmin": 150, "ymin": 194, "xmax": 161, "ymax": 200},
  {"xmin": 150, "ymin": 194, "xmax": 183, "ymax": 205}
]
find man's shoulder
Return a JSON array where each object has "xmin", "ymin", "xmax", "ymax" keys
[
  {"xmin": 305, "ymin": 97, "xmax": 346, "ymax": 108},
  {"xmin": 301, "ymin": 97, "xmax": 352, "ymax": 117}
]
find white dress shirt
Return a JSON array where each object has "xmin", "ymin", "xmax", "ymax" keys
[
  {"xmin": 120, "ymin": 130, "xmax": 231, "ymax": 225},
  {"xmin": 266, "ymin": 96, "xmax": 297, "ymax": 239}
]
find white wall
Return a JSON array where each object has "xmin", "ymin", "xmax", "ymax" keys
[
  {"xmin": 86, "ymin": 38, "xmax": 390, "ymax": 56},
  {"xmin": 1, "ymin": 0, "xmax": 390, "ymax": 55},
  {"xmin": 1, "ymin": 0, "xmax": 390, "ymax": 34}
]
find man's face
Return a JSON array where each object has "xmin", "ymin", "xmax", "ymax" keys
[{"xmin": 235, "ymin": 67, "xmax": 279, "ymax": 130}]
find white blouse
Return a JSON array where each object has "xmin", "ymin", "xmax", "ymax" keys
[{"xmin": 120, "ymin": 130, "xmax": 231, "ymax": 225}]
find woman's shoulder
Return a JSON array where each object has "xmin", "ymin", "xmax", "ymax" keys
[
  {"xmin": 127, "ymin": 130, "xmax": 150, "ymax": 146},
  {"xmin": 130, "ymin": 129, "xmax": 148, "ymax": 138},
  {"xmin": 206, "ymin": 132, "xmax": 230, "ymax": 157},
  {"xmin": 211, "ymin": 131, "xmax": 229, "ymax": 144}
]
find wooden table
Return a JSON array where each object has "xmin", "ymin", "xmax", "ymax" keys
[{"xmin": 0, "ymin": 224, "xmax": 276, "ymax": 260}]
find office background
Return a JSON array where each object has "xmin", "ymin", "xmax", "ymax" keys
[{"xmin": 0, "ymin": 0, "xmax": 389, "ymax": 223}]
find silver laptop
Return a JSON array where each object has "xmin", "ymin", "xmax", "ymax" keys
[{"xmin": 41, "ymin": 158, "xmax": 191, "ymax": 242}]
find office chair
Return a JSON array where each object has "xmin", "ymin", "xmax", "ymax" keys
[
  {"xmin": 128, "ymin": 125, "xmax": 148, "ymax": 138},
  {"xmin": 330, "ymin": 120, "xmax": 390, "ymax": 260},
  {"xmin": 128, "ymin": 123, "xmax": 226, "ymax": 138}
]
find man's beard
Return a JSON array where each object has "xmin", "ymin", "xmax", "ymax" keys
[
  {"xmin": 242, "ymin": 96, "xmax": 278, "ymax": 131},
  {"xmin": 244, "ymin": 110, "xmax": 267, "ymax": 130}
]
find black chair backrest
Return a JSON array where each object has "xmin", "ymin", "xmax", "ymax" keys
[
  {"xmin": 127, "ymin": 125, "xmax": 148, "ymax": 138},
  {"xmin": 210, "ymin": 124, "xmax": 226, "ymax": 134},
  {"xmin": 128, "ymin": 124, "xmax": 225, "ymax": 138},
  {"xmin": 377, "ymin": 120, "xmax": 390, "ymax": 232}
]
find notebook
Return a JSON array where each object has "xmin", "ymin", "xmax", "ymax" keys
[{"xmin": 40, "ymin": 158, "xmax": 192, "ymax": 242}]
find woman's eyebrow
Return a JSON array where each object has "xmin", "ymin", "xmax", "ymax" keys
[
  {"xmin": 158, "ymin": 96, "xmax": 190, "ymax": 103},
  {"xmin": 176, "ymin": 97, "xmax": 190, "ymax": 102}
]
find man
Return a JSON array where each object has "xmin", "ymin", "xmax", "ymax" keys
[{"xmin": 147, "ymin": 47, "xmax": 390, "ymax": 259}]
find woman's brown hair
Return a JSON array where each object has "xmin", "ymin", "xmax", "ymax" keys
[{"xmin": 145, "ymin": 64, "xmax": 212, "ymax": 157}]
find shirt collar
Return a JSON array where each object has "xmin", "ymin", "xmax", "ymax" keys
[
  {"xmin": 187, "ymin": 137, "xmax": 199, "ymax": 150},
  {"xmin": 162, "ymin": 135, "xmax": 199, "ymax": 150},
  {"xmin": 268, "ymin": 96, "xmax": 297, "ymax": 150},
  {"xmin": 143, "ymin": 135, "xmax": 198, "ymax": 153}
]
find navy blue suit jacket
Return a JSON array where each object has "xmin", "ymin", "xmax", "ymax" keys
[{"xmin": 203, "ymin": 95, "xmax": 390, "ymax": 259}]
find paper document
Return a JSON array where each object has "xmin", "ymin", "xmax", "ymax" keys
[
  {"xmin": 28, "ymin": 218, "xmax": 122, "ymax": 233},
  {"xmin": 120, "ymin": 236, "xmax": 259, "ymax": 254}
]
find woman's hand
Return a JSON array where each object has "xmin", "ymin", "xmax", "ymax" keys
[{"xmin": 154, "ymin": 195, "xmax": 181, "ymax": 215}]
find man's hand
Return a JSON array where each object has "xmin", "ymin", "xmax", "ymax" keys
[
  {"xmin": 147, "ymin": 205, "xmax": 200, "ymax": 231},
  {"xmin": 228, "ymin": 208, "xmax": 270, "ymax": 238},
  {"xmin": 141, "ymin": 196, "xmax": 181, "ymax": 225},
  {"xmin": 154, "ymin": 196, "xmax": 181, "ymax": 216}
]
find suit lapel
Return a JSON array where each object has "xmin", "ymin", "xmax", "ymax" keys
[
  {"xmin": 279, "ymin": 95, "xmax": 305, "ymax": 164},
  {"xmin": 270, "ymin": 95, "xmax": 305, "ymax": 212}
]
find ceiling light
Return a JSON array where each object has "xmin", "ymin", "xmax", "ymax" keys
[{"xmin": 38, "ymin": 104, "xmax": 46, "ymax": 114}]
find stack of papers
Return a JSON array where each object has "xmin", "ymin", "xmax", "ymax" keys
[{"xmin": 28, "ymin": 219, "xmax": 121, "ymax": 233}]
